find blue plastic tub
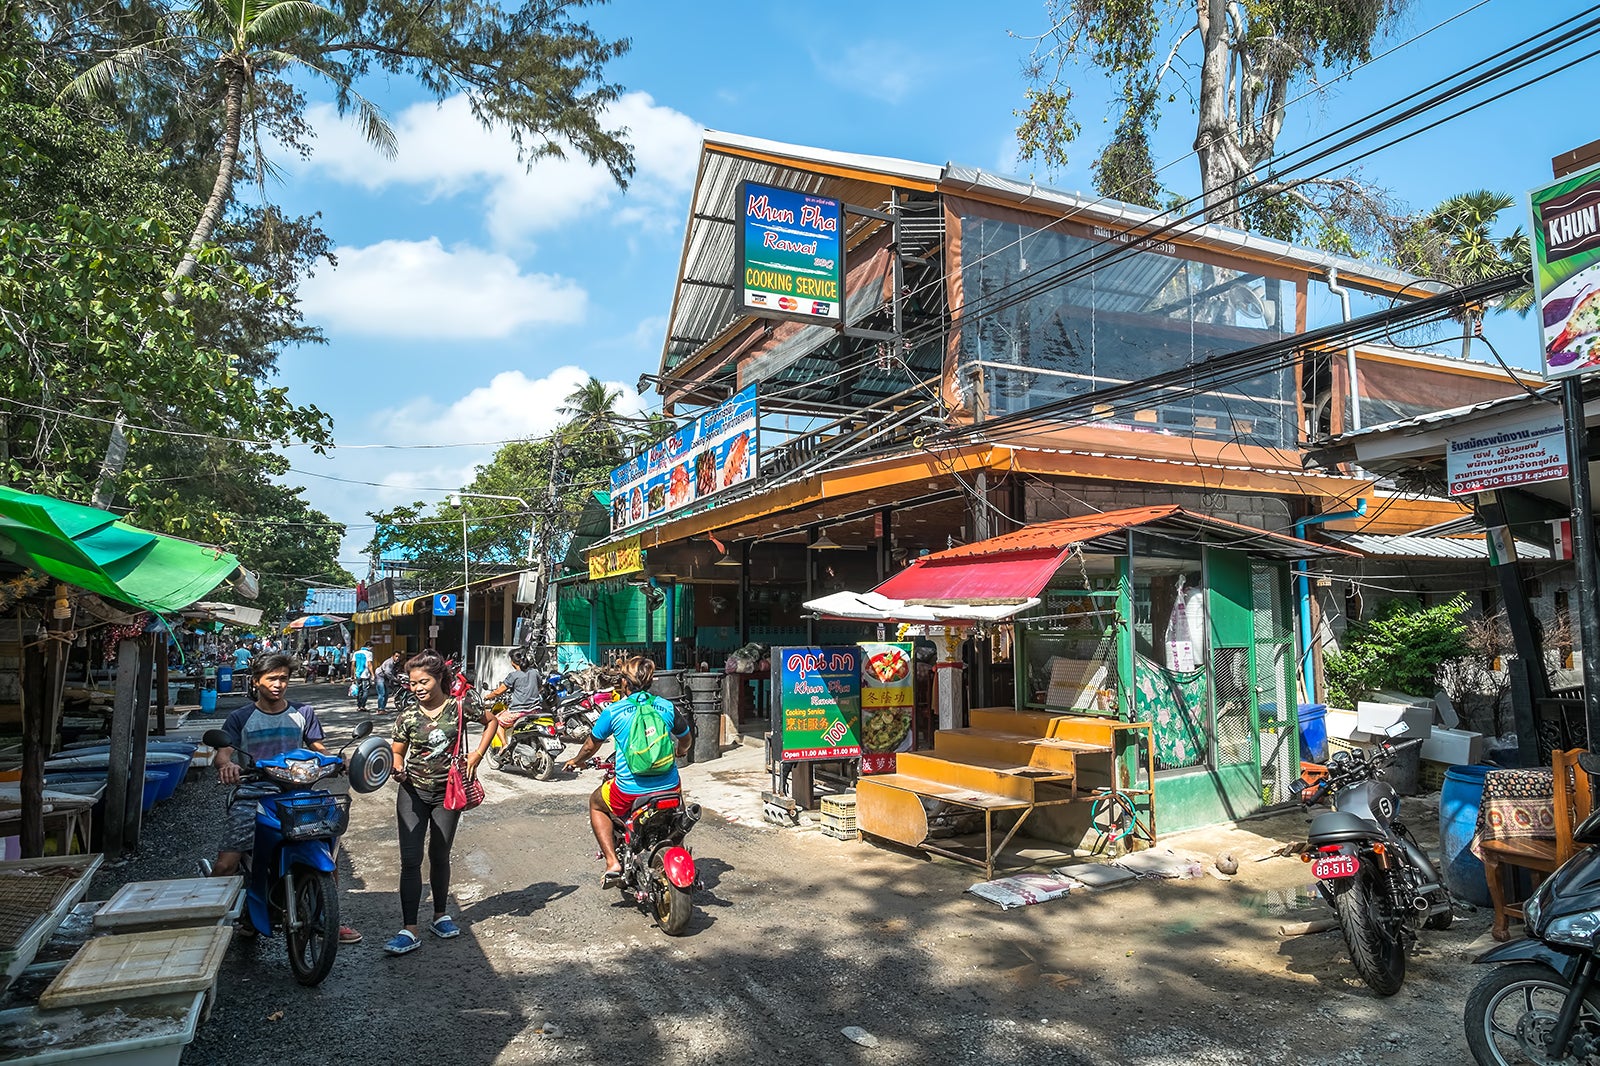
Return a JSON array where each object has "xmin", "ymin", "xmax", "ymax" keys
[
  {"xmin": 45, "ymin": 752, "xmax": 190, "ymax": 802},
  {"xmin": 1441, "ymin": 764, "xmax": 1495, "ymax": 907},
  {"xmin": 44, "ymin": 770, "xmax": 164, "ymax": 812},
  {"xmin": 1297, "ymin": 703, "xmax": 1329, "ymax": 764},
  {"xmin": 217, "ymin": 666, "xmax": 233, "ymax": 694}
]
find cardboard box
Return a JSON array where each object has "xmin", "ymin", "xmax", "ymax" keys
[
  {"xmin": 1419, "ymin": 727, "xmax": 1484, "ymax": 766},
  {"xmin": 1356, "ymin": 701, "xmax": 1434, "ymax": 740}
]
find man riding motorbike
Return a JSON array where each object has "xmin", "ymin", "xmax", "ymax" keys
[
  {"xmin": 562, "ymin": 656, "xmax": 690, "ymax": 887},
  {"xmin": 204, "ymin": 652, "xmax": 361, "ymax": 944}
]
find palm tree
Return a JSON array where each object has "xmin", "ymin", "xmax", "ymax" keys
[
  {"xmin": 558, "ymin": 376, "xmax": 629, "ymax": 463},
  {"xmin": 1420, "ymin": 186, "xmax": 1529, "ymax": 356},
  {"xmin": 66, "ymin": 0, "xmax": 396, "ymax": 283}
]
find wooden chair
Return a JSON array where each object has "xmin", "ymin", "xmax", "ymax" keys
[{"xmin": 1483, "ymin": 748, "xmax": 1593, "ymax": 941}]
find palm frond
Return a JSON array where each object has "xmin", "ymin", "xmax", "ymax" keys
[
  {"xmin": 246, "ymin": 0, "xmax": 344, "ymax": 45},
  {"xmin": 265, "ymin": 52, "xmax": 395, "ymax": 157},
  {"xmin": 61, "ymin": 40, "xmax": 175, "ymax": 102}
]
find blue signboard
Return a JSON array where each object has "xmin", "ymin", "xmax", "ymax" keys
[
  {"xmin": 737, "ymin": 181, "xmax": 843, "ymax": 322},
  {"xmin": 433, "ymin": 593, "xmax": 457, "ymax": 617},
  {"xmin": 608, "ymin": 385, "xmax": 758, "ymax": 533}
]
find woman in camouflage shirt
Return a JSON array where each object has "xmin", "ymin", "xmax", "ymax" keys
[{"xmin": 382, "ymin": 650, "xmax": 498, "ymax": 956}]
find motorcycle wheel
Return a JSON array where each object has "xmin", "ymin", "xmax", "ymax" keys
[
  {"xmin": 532, "ymin": 750, "xmax": 558, "ymax": 781},
  {"xmin": 1465, "ymin": 962, "xmax": 1600, "ymax": 1065},
  {"xmin": 1332, "ymin": 867, "xmax": 1406, "ymax": 996},
  {"xmin": 563, "ymin": 715, "xmax": 591, "ymax": 744},
  {"xmin": 285, "ymin": 869, "xmax": 339, "ymax": 987},
  {"xmin": 650, "ymin": 853, "xmax": 692, "ymax": 936}
]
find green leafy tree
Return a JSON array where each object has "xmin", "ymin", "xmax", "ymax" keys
[
  {"xmin": 1324, "ymin": 595, "xmax": 1470, "ymax": 708},
  {"xmin": 1015, "ymin": 0, "xmax": 1409, "ymax": 245}
]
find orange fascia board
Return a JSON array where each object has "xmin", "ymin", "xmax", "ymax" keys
[
  {"xmin": 1313, "ymin": 494, "xmax": 1472, "ymax": 535},
  {"xmin": 631, "ymin": 445, "xmax": 998, "ymax": 549},
  {"xmin": 1001, "ymin": 446, "xmax": 1366, "ymax": 498},
  {"xmin": 710, "ymin": 146, "xmax": 939, "ymax": 192},
  {"xmin": 1002, "ymin": 422, "xmax": 1308, "ymax": 469},
  {"xmin": 1312, "ymin": 346, "xmax": 1534, "ymax": 385}
]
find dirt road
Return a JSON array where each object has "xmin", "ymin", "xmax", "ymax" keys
[{"xmin": 101, "ymin": 687, "xmax": 1498, "ymax": 1065}]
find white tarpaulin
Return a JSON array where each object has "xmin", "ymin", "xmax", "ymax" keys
[
  {"xmin": 183, "ymin": 601, "xmax": 264, "ymax": 628},
  {"xmin": 802, "ymin": 591, "xmax": 1040, "ymax": 626}
]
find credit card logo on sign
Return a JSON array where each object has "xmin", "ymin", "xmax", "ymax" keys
[
  {"xmin": 750, "ymin": 293, "xmax": 767, "ymax": 306},
  {"xmin": 811, "ymin": 301, "xmax": 830, "ymax": 316},
  {"xmin": 778, "ymin": 296, "xmax": 797, "ymax": 311}
]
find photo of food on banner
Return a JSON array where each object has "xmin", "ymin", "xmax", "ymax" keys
[{"xmin": 858, "ymin": 642, "xmax": 915, "ymax": 775}]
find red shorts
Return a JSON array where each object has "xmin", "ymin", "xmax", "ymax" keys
[{"xmin": 600, "ymin": 779, "xmax": 677, "ymax": 820}]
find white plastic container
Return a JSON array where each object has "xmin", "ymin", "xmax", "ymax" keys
[
  {"xmin": 0, "ymin": 991, "xmax": 204, "ymax": 1064},
  {"xmin": 1356, "ymin": 701, "xmax": 1434, "ymax": 740},
  {"xmin": 1420, "ymin": 726, "xmax": 1485, "ymax": 766},
  {"xmin": 1324, "ymin": 708, "xmax": 1370, "ymax": 742}
]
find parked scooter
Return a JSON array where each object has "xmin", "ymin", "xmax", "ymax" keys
[
  {"xmin": 201, "ymin": 721, "xmax": 392, "ymax": 986},
  {"xmin": 1298, "ymin": 732, "xmax": 1452, "ymax": 995},
  {"xmin": 541, "ymin": 671, "xmax": 615, "ymax": 744},
  {"xmin": 1464, "ymin": 753, "xmax": 1600, "ymax": 1065},
  {"xmin": 581, "ymin": 756, "xmax": 700, "ymax": 935},
  {"xmin": 487, "ymin": 701, "xmax": 568, "ymax": 780}
]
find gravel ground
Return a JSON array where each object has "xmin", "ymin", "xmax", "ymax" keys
[{"xmin": 70, "ymin": 684, "xmax": 1506, "ymax": 1066}]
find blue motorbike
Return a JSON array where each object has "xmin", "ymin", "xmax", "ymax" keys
[{"xmin": 203, "ymin": 722, "xmax": 391, "ymax": 986}]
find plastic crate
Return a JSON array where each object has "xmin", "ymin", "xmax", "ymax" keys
[
  {"xmin": 276, "ymin": 794, "xmax": 350, "ymax": 841},
  {"xmin": 1419, "ymin": 759, "xmax": 1450, "ymax": 793}
]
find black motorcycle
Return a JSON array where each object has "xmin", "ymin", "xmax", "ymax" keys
[
  {"xmin": 1464, "ymin": 756, "xmax": 1600, "ymax": 1065},
  {"xmin": 1300, "ymin": 736, "xmax": 1452, "ymax": 995}
]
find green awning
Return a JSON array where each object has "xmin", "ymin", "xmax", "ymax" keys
[{"xmin": 0, "ymin": 487, "xmax": 241, "ymax": 613}]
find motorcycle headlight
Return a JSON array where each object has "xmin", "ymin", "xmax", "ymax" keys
[
  {"xmin": 1544, "ymin": 911, "xmax": 1600, "ymax": 948},
  {"xmin": 1525, "ymin": 893, "xmax": 1542, "ymax": 931}
]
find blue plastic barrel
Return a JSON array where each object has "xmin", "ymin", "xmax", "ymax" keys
[
  {"xmin": 1441, "ymin": 764, "xmax": 1495, "ymax": 907},
  {"xmin": 217, "ymin": 666, "xmax": 233, "ymax": 694},
  {"xmin": 199, "ymin": 687, "xmax": 218, "ymax": 713},
  {"xmin": 1297, "ymin": 703, "xmax": 1328, "ymax": 763}
]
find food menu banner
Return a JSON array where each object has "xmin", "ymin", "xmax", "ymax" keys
[
  {"xmin": 1532, "ymin": 164, "xmax": 1600, "ymax": 379},
  {"xmin": 737, "ymin": 180, "xmax": 843, "ymax": 323},
  {"xmin": 858, "ymin": 642, "xmax": 914, "ymax": 775},
  {"xmin": 775, "ymin": 646, "xmax": 861, "ymax": 763},
  {"xmin": 608, "ymin": 385, "xmax": 757, "ymax": 533}
]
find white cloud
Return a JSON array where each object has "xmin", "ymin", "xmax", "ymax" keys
[
  {"xmin": 297, "ymin": 238, "xmax": 586, "ymax": 339},
  {"xmin": 383, "ymin": 366, "xmax": 648, "ymax": 446},
  {"xmin": 303, "ymin": 91, "xmax": 703, "ymax": 245},
  {"xmin": 813, "ymin": 43, "xmax": 917, "ymax": 104}
]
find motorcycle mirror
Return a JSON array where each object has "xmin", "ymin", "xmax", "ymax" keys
[
  {"xmin": 352, "ymin": 720, "xmax": 374, "ymax": 741},
  {"xmin": 1382, "ymin": 722, "xmax": 1410, "ymax": 738},
  {"xmin": 202, "ymin": 729, "xmax": 231, "ymax": 749}
]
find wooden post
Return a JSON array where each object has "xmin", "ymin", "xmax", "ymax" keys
[
  {"xmin": 103, "ymin": 638, "xmax": 140, "ymax": 860},
  {"xmin": 124, "ymin": 635, "xmax": 154, "ymax": 852},
  {"xmin": 501, "ymin": 584, "xmax": 515, "ymax": 646},
  {"xmin": 19, "ymin": 625, "xmax": 47, "ymax": 858},
  {"xmin": 154, "ymin": 643, "xmax": 169, "ymax": 736}
]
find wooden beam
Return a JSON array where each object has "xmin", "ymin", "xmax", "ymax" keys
[
  {"xmin": 104, "ymin": 638, "xmax": 139, "ymax": 860},
  {"xmin": 19, "ymin": 624, "xmax": 46, "ymax": 858},
  {"xmin": 124, "ymin": 635, "xmax": 154, "ymax": 852},
  {"xmin": 1554, "ymin": 140, "xmax": 1600, "ymax": 179}
]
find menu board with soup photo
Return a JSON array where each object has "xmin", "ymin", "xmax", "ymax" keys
[{"xmin": 858, "ymin": 641, "xmax": 915, "ymax": 775}]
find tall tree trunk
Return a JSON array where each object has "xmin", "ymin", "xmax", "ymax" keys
[
  {"xmin": 92, "ymin": 63, "xmax": 246, "ymax": 505},
  {"xmin": 1194, "ymin": 0, "xmax": 1242, "ymax": 227}
]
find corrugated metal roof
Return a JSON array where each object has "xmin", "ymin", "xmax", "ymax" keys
[
  {"xmin": 919, "ymin": 504, "xmax": 1355, "ymax": 563},
  {"xmin": 1322, "ymin": 532, "xmax": 1551, "ymax": 559},
  {"xmin": 661, "ymin": 131, "xmax": 1438, "ymax": 383}
]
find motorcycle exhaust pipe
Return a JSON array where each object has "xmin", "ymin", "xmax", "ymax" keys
[{"xmin": 1410, "ymin": 895, "xmax": 1432, "ymax": 913}]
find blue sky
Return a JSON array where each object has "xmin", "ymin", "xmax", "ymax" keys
[{"xmin": 265, "ymin": 0, "xmax": 1589, "ymax": 573}]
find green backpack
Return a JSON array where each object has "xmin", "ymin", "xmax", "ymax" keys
[{"xmin": 623, "ymin": 693, "xmax": 677, "ymax": 776}]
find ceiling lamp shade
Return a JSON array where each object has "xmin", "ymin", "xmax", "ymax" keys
[
  {"xmin": 809, "ymin": 531, "xmax": 841, "ymax": 550},
  {"xmin": 714, "ymin": 548, "xmax": 743, "ymax": 566}
]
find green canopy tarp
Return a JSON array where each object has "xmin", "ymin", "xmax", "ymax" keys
[{"xmin": 0, "ymin": 486, "xmax": 240, "ymax": 613}]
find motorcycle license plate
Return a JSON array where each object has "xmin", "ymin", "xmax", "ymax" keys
[{"xmin": 1312, "ymin": 853, "xmax": 1359, "ymax": 880}]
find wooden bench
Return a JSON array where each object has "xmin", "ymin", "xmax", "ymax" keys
[{"xmin": 856, "ymin": 710, "xmax": 1152, "ymax": 879}]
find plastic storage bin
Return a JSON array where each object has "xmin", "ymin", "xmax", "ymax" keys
[
  {"xmin": 1296, "ymin": 703, "xmax": 1328, "ymax": 763},
  {"xmin": 1441, "ymin": 763, "xmax": 1495, "ymax": 907}
]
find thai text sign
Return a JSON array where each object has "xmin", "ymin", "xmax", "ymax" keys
[
  {"xmin": 1446, "ymin": 417, "xmax": 1570, "ymax": 496},
  {"xmin": 608, "ymin": 385, "xmax": 757, "ymax": 533},
  {"xmin": 586, "ymin": 535, "xmax": 642, "ymax": 580},
  {"xmin": 1532, "ymin": 165, "xmax": 1600, "ymax": 379},
  {"xmin": 776, "ymin": 646, "xmax": 861, "ymax": 762},
  {"xmin": 858, "ymin": 642, "xmax": 914, "ymax": 775},
  {"xmin": 737, "ymin": 180, "xmax": 843, "ymax": 322}
]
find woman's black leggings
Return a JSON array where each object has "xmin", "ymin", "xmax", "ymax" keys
[{"xmin": 395, "ymin": 782, "xmax": 462, "ymax": 926}]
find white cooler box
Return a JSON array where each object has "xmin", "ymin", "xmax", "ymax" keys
[
  {"xmin": 1356, "ymin": 701, "xmax": 1434, "ymax": 740},
  {"xmin": 1420, "ymin": 726, "xmax": 1484, "ymax": 766}
]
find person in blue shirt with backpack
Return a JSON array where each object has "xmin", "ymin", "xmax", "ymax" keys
[{"xmin": 563, "ymin": 655, "xmax": 689, "ymax": 888}]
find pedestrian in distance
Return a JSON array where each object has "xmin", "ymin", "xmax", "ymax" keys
[
  {"xmin": 351, "ymin": 641, "xmax": 374, "ymax": 710},
  {"xmin": 203, "ymin": 652, "xmax": 361, "ymax": 944},
  {"xmin": 375, "ymin": 651, "xmax": 404, "ymax": 712},
  {"xmin": 383, "ymin": 650, "xmax": 499, "ymax": 956}
]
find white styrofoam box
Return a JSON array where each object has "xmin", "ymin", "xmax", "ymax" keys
[
  {"xmin": 1356, "ymin": 701, "xmax": 1434, "ymax": 740},
  {"xmin": 1420, "ymin": 727, "xmax": 1484, "ymax": 766},
  {"xmin": 1324, "ymin": 708, "xmax": 1371, "ymax": 742}
]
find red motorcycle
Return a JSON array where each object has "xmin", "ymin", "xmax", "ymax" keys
[{"xmin": 582, "ymin": 757, "xmax": 700, "ymax": 935}]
